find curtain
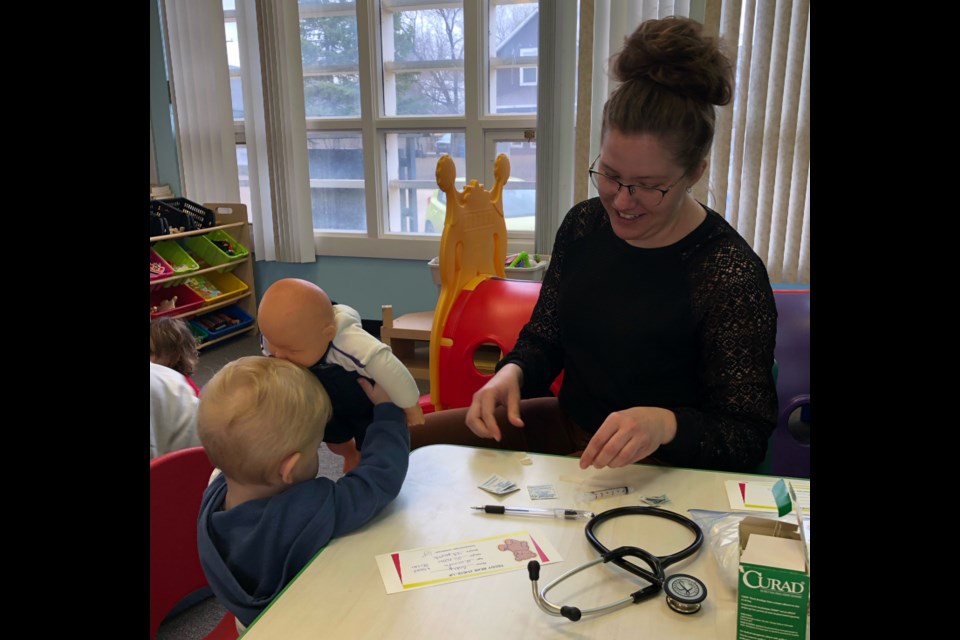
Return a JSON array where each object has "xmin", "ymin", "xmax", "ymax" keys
[
  {"xmin": 581, "ymin": 0, "xmax": 810, "ymax": 283},
  {"xmin": 162, "ymin": 0, "xmax": 316, "ymax": 263},
  {"xmin": 237, "ymin": 0, "xmax": 316, "ymax": 263},
  {"xmin": 162, "ymin": 0, "xmax": 241, "ymax": 205}
]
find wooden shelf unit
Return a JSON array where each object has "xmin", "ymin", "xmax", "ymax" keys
[{"xmin": 150, "ymin": 204, "xmax": 257, "ymax": 350}]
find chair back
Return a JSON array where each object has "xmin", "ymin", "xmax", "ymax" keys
[
  {"xmin": 769, "ymin": 289, "xmax": 811, "ymax": 478},
  {"xmin": 433, "ymin": 276, "xmax": 543, "ymax": 409},
  {"xmin": 150, "ymin": 446, "xmax": 220, "ymax": 638},
  {"xmin": 429, "ymin": 154, "xmax": 510, "ymax": 406}
]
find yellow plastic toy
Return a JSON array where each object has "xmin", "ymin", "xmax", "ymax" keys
[{"xmin": 428, "ymin": 153, "xmax": 510, "ymax": 409}]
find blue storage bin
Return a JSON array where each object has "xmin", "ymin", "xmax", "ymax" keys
[{"xmin": 188, "ymin": 305, "xmax": 254, "ymax": 341}]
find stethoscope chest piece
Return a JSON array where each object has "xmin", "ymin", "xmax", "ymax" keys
[{"xmin": 663, "ymin": 573, "xmax": 707, "ymax": 614}]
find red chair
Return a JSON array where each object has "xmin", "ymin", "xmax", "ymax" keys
[{"xmin": 150, "ymin": 446, "xmax": 238, "ymax": 639}]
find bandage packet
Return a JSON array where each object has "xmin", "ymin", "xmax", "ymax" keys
[
  {"xmin": 479, "ymin": 474, "xmax": 520, "ymax": 495},
  {"xmin": 527, "ymin": 484, "xmax": 558, "ymax": 500}
]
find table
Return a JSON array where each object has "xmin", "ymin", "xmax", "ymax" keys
[{"xmin": 240, "ymin": 445, "xmax": 807, "ymax": 639}]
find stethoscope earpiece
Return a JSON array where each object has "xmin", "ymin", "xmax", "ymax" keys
[{"xmin": 528, "ymin": 506, "xmax": 706, "ymax": 621}]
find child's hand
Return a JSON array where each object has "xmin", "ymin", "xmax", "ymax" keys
[
  {"xmin": 357, "ymin": 378, "xmax": 392, "ymax": 406},
  {"xmin": 404, "ymin": 404, "xmax": 425, "ymax": 427}
]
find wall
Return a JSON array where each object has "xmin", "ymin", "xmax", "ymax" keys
[{"xmin": 253, "ymin": 257, "xmax": 439, "ymax": 320}]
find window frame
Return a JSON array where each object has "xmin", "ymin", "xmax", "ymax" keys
[
  {"xmin": 518, "ymin": 46, "xmax": 538, "ymax": 86},
  {"xmin": 229, "ymin": 0, "xmax": 541, "ymax": 260}
]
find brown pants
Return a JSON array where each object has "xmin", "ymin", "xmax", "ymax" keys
[{"xmin": 410, "ymin": 397, "xmax": 593, "ymax": 456}]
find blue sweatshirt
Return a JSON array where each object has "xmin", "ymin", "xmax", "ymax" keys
[{"xmin": 196, "ymin": 403, "xmax": 410, "ymax": 627}]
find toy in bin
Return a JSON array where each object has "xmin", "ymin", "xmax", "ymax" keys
[
  {"xmin": 194, "ymin": 312, "xmax": 242, "ymax": 333},
  {"xmin": 150, "ymin": 249, "xmax": 174, "ymax": 280},
  {"xmin": 150, "ymin": 284, "xmax": 205, "ymax": 319},
  {"xmin": 505, "ymin": 251, "xmax": 546, "ymax": 269},
  {"xmin": 213, "ymin": 239, "xmax": 239, "ymax": 256},
  {"xmin": 152, "ymin": 296, "xmax": 178, "ymax": 314}
]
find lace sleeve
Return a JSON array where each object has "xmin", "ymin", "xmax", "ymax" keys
[
  {"xmin": 498, "ymin": 199, "xmax": 606, "ymax": 396},
  {"xmin": 657, "ymin": 236, "xmax": 779, "ymax": 472}
]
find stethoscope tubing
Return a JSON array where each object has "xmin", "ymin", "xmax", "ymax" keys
[
  {"xmin": 528, "ymin": 506, "xmax": 705, "ymax": 621},
  {"xmin": 534, "ymin": 552, "xmax": 639, "ymax": 618},
  {"xmin": 586, "ymin": 506, "xmax": 704, "ymax": 581}
]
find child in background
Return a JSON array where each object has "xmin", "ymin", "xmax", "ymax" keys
[
  {"xmin": 257, "ymin": 278, "xmax": 424, "ymax": 473},
  {"xmin": 196, "ymin": 356, "xmax": 410, "ymax": 631},
  {"xmin": 150, "ymin": 361, "xmax": 200, "ymax": 458},
  {"xmin": 150, "ymin": 316, "xmax": 201, "ymax": 395}
]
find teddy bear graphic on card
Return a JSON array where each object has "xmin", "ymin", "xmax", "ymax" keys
[{"xmin": 497, "ymin": 538, "xmax": 537, "ymax": 562}]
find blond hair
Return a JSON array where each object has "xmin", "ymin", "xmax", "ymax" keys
[{"xmin": 198, "ymin": 356, "xmax": 332, "ymax": 484}]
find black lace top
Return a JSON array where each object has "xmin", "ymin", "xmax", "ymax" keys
[{"xmin": 499, "ymin": 198, "xmax": 778, "ymax": 472}]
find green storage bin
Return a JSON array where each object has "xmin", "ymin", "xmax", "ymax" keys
[
  {"xmin": 153, "ymin": 240, "xmax": 200, "ymax": 276},
  {"xmin": 184, "ymin": 230, "xmax": 249, "ymax": 273}
]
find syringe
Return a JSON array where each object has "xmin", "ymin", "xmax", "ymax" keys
[{"xmin": 576, "ymin": 486, "xmax": 631, "ymax": 502}]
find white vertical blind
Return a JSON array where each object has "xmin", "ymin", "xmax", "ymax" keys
[
  {"xmin": 251, "ymin": 0, "xmax": 316, "ymax": 263},
  {"xmin": 534, "ymin": 0, "xmax": 579, "ymax": 254},
  {"xmin": 163, "ymin": 0, "xmax": 316, "ymax": 263},
  {"xmin": 235, "ymin": 0, "xmax": 278, "ymax": 261},
  {"xmin": 162, "ymin": 0, "xmax": 241, "ymax": 205}
]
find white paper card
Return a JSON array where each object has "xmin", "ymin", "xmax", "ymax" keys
[{"xmin": 376, "ymin": 530, "xmax": 563, "ymax": 594}]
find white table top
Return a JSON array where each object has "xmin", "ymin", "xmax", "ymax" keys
[{"xmin": 240, "ymin": 444, "xmax": 805, "ymax": 639}]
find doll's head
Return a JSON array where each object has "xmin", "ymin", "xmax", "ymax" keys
[
  {"xmin": 257, "ymin": 278, "xmax": 338, "ymax": 368},
  {"xmin": 150, "ymin": 317, "xmax": 199, "ymax": 377}
]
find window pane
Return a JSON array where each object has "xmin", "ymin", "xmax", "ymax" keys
[
  {"xmin": 385, "ymin": 132, "xmax": 465, "ymax": 234},
  {"xmin": 223, "ymin": 4, "xmax": 243, "ymax": 120},
  {"xmin": 490, "ymin": 3, "xmax": 539, "ymax": 114},
  {"xmin": 236, "ymin": 144, "xmax": 252, "ymax": 221},
  {"xmin": 494, "ymin": 139, "xmax": 536, "ymax": 232},
  {"xmin": 299, "ymin": 1, "xmax": 361, "ymax": 118},
  {"xmin": 307, "ymin": 132, "xmax": 366, "ymax": 232},
  {"xmin": 383, "ymin": 6, "xmax": 465, "ymax": 117}
]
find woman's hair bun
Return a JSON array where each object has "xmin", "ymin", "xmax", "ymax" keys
[{"xmin": 611, "ymin": 16, "xmax": 732, "ymax": 107}]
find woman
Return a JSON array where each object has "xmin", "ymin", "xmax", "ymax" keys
[{"xmin": 411, "ymin": 16, "xmax": 777, "ymax": 473}]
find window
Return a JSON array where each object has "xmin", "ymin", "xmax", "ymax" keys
[
  {"xmin": 518, "ymin": 47, "xmax": 537, "ymax": 87},
  {"xmin": 222, "ymin": 0, "xmax": 540, "ymax": 259},
  {"xmin": 223, "ymin": 2, "xmax": 251, "ymax": 219}
]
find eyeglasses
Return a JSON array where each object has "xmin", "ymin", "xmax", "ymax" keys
[{"xmin": 588, "ymin": 155, "xmax": 685, "ymax": 208}]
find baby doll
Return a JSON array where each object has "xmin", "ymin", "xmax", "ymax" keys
[{"xmin": 258, "ymin": 278, "xmax": 424, "ymax": 473}]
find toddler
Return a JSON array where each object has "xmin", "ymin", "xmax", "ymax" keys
[
  {"xmin": 150, "ymin": 316, "xmax": 201, "ymax": 395},
  {"xmin": 197, "ymin": 355, "xmax": 409, "ymax": 630}
]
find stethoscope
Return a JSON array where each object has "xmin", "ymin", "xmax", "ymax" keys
[{"xmin": 527, "ymin": 506, "xmax": 707, "ymax": 621}]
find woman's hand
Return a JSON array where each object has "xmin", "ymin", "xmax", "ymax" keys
[
  {"xmin": 464, "ymin": 364, "xmax": 525, "ymax": 441},
  {"xmin": 579, "ymin": 407, "xmax": 678, "ymax": 469}
]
